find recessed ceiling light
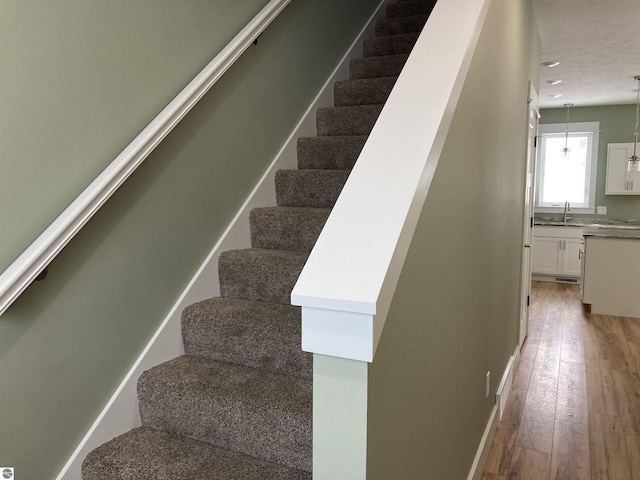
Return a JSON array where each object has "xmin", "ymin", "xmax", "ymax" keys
[
  {"xmin": 549, "ymin": 93, "xmax": 564, "ymax": 98},
  {"xmin": 546, "ymin": 79, "xmax": 562, "ymax": 85},
  {"xmin": 541, "ymin": 61, "xmax": 560, "ymax": 68}
]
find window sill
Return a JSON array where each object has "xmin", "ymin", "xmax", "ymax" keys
[{"xmin": 535, "ymin": 207, "xmax": 596, "ymax": 214}]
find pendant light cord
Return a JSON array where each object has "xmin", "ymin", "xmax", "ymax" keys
[
  {"xmin": 633, "ymin": 77, "xmax": 640, "ymax": 158},
  {"xmin": 563, "ymin": 103, "xmax": 572, "ymax": 155}
]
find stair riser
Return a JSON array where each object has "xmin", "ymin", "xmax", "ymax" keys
[
  {"xmin": 350, "ymin": 55, "xmax": 408, "ymax": 80},
  {"xmin": 250, "ymin": 207, "xmax": 330, "ymax": 252},
  {"xmin": 297, "ymin": 136, "xmax": 367, "ymax": 170},
  {"xmin": 363, "ymin": 33, "xmax": 419, "ymax": 57},
  {"xmin": 219, "ymin": 249, "xmax": 308, "ymax": 305},
  {"xmin": 375, "ymin": 14, "xmax": 428, "ymax": 36},
  {"xmin": 316, "ymin": 105, "xmax": 383, "ymax": 136},
  {"xmin": 276, "ymin": 170, "xmax": 350, "ymax": 208},
  {"xmin": 334, "ymin": 77, "xmax": 397, "ymax": 107}
]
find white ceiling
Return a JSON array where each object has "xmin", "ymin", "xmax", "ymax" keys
[{"xmin": 531, "ymin": 0, "xmax": 640, "ymax": 109}]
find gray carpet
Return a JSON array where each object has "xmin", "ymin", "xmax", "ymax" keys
[
  {"xmin": 250, "ymin": 207, "xmax": 330, "ymax": 252},
  {"xmin": 82, "ymin": 427, "xmax": 311, "ymax": 480},
  {"xmin": 297, "ymin": 136, "xmax": 368, "ymax": 170},
  {"xmin": 275, "ymin": 169, "xmax": 350, "ymax": 207},
  {"xmin": 364, "ymin": 32, "xmax": 420, "ymax": 57},
  {"xmin": 334, "ymin": 77, "xmax": 398, "ymax": 107},
  {"xmin": 182, "ymin": 297, "xmax": 311, "ymax": 379},
  {"xmin": 137, "ymin": 356, "xmax": 312, "ymax": 471},
  {"xmin": 82, "ymin": 2, "xmax": 433, "ymax": 478}
]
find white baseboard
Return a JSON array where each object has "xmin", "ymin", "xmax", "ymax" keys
[
  {"xmin": 532, "ymin": 274, "xmax": 581, "ymax": 284},
  {"xmin": 467, "ymin": 404, "xmax": 499, "ymax": 480},
  {"xmin": 54, "ymin": 2, "xmax": 388, "ymax": 479},
  {"xmin": 466, "ymin": 344, "xmax": 520, "ymax": 480},
  {"xmin": 496, "ymin": 344, "xmax": 520, "ymax": 421}
]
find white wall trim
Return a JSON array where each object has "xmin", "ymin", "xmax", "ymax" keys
[
  {"xmin": 466, "ymin": 344, "xmax": 519, "ymax": 480},
  {"xmin": 466, "ymin": 404, "xmax": 499, "ymax": 480},
  {"xmin": 496, "ymin": 345, "xmax": 520, "ymax": 421},
  {"xmin": 54, "ymin": 2, "xmax": 389, "ymax": 478},
  {"xmin": 535, "ymin": 121, "xmax": 600, "ymax": 211},
  {"xmin": 0, "ymin": 0, "xmax": 293, "ymax": 317}
]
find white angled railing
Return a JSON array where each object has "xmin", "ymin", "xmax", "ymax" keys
[
  {"xmin": 291, "ymin": 0, "xmax": 490, "ymax": 362},
  {"xmin": 0, "ymin": 0, "xmax": 291, "ymax": 316}
]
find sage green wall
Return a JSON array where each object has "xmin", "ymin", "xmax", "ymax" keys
[
  {"xmin": 0, "ymin": 1, "xmax": 381, "ymax": 478},
  {"xmin": 0, "ymin": 0, "xmax": 270, "ymax": 274},
  {"xmin": 539, "ymin": 104, "xmax": 640, "ymax": 220},
  {"xmin": 365, "ymin": 0, "xmax": 540, "ymax": 477}
]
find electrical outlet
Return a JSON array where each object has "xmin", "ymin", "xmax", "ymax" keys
[
  {"xmin": 485, "ymin": 371, "xmax": 491, "ymax": 398},
  {"xmin": 597, "ymin": 206, "xmax": 607, "ymax": 215}
]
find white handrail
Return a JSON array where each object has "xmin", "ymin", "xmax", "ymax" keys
[
  {"xmin": 0, "ymin": 0, "xmax": 292, "ymax": 316},
  {"xmin": 291, "ymin": 0, "xmax": 490, "ymax": 362}
]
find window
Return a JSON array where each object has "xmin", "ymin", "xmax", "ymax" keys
[{"xmin": 535, "ymin": 121, "xmax": 599, "ymax": 213}]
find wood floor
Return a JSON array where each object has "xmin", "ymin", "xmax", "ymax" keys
[{"xmin": 482, "ymin": 281, "xmax": 640, "ymax": 480}]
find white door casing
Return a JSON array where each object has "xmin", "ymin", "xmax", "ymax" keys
[{"xmin": 519, "ymin": 82, "xmax": 539, "ymax": 347}]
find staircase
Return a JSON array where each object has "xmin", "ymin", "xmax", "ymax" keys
[{"xmin": 82, "ymin": 1, "xmax": 434, "ymax": 478}]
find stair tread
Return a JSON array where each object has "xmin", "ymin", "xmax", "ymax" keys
[
  {"xmin": 250, "ymin": 206, "xmax": 331, "ymax": 253},
  {"xmin": 251, "ymin": 205, "xmax": 332, "ymax": 216},
  {"xmin": 334, "ymin": 76, "xmax": 397, "ymax": 106},
  {"xmin": 350, "ymin": 53, "xmax": 409, "ymax": 80},
  {"xmin": 138, "ymin": 356, "xmax": 312, "ymax": 471},
  {"xmin": 317, "ymin": 104, "xmax": 384, "ymax": 136},
  {"xmin": 386, "ymin": 0, "xmax": 437, "ymax": 18},
  {"xmin": 364, "ymin": 32, "xmax": 420, "ymax": 57},
  {"xmin": 219, "ymin": 248, "xmax": 309, "ymax": 304},
  {"xmin": 318, "ymin": 103, "xmax": 385, "ymax": 112},
  {"xmin": 276, "ymin": 169, "xmax": 351, "ymax": 208},
  {"xmin": 376, "ymin": 13, "xmax": 429, "ymax": 36},
  {"xmin": 182, "ymin": 296, "xmax": 312, "ymax": 379},
  {"xmin": 82, "ymin": 427, "xmax": 311, "ymax": 480},
  {"xmin": 297, "ymin": 135, "xmax": 368, "ymax": 170},
  {"xmin": 335, "ymin": 75, "xmax": 398, "ymax": 86}
]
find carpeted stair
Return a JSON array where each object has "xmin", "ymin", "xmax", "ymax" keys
[{"xmin": 81, "ymin": 2, "xmax": 434, "ymax": 478}]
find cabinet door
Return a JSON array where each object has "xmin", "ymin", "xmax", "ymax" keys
[
  {"xmin": 532, "ymin": 237, "xmax": 563, "ymax": 274},
  {"xmin": 606, "ymin": 143, "xmax": 640, "ymax": 195},
  {"xmin": 563, "ymin": 239, "xmax": 583, "ymax": 276}
]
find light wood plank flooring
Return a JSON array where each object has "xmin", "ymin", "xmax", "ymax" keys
[{"xmin": 482, "ymin": 281, "xmax": 640, "ymax": 480}]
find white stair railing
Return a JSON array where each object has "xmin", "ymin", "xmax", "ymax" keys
[
  {"xmin": 0, "ymin": 0, "xmax": 291, "ymax": 316},
  {"xmin": 291, "ymin": 0, "xmax": 491, "ymax": 362},
  {"xmin": 292, "ymin": 1, "xmax": 491, "ymax": 476}
]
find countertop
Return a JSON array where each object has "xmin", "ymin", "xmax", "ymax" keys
[
  {"xmin": 582, "ymin": 228, "xmax": 640, "ymax": 239},
  {"xmin": 534, "ymin": 216, "xmax": 640, "ymax": 231}
]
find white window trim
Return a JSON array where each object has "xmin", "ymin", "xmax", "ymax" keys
[{"xmin": 535, "ymin": 121, "xmax": 600, "ymax": 214}]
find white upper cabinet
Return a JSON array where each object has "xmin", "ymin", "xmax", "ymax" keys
[{"xmin": 606, "ymin": 143, "xmax": 640, "ymax": 195}]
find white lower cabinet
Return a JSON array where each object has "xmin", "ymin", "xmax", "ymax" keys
[
  {"xmin": 563, "ymin": 238, "xmax": 583, "ymax": 276},
  {"xmin": 532, "ymin": 227, "xmax": 583, "ymax": 278},
  {"xmin": 532, "ymin": 237, "xmax": 563, "ymax": 274}
]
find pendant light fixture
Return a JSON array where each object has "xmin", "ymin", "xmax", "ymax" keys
[
  {"xmin": 562, "ymin": 103, "xmax": 573, "ymax": 158},
  {"xmin": 628, "ymin": 76, "xmax": 640, "ymax": 173}
]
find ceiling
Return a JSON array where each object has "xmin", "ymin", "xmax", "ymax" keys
[{"xmin": 531, "ymin": 0, "xmax": 640, "ymax": 109}]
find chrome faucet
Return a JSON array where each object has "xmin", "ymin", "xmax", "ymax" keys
[{"xmin": 563, "ymin": 201, "xmax": 571, "ymax": 224}]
